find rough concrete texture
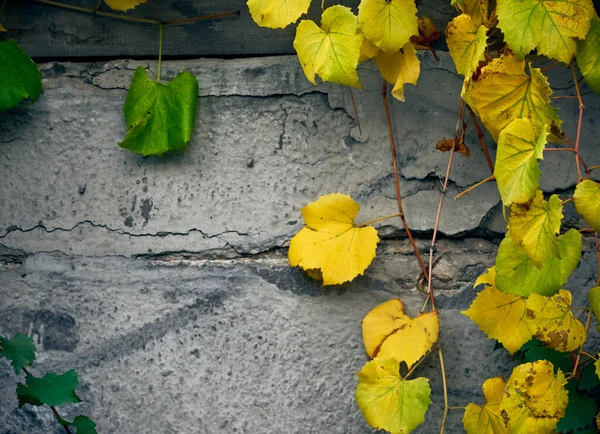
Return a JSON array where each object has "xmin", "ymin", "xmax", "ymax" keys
[{"xmin": 0, "ymin": 54, "xmax": 599, "ymax": 433}]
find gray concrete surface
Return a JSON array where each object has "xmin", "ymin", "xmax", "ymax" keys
[{"xmin": 0, "ymin": 53, "xmax": 599, "ymax": 433}]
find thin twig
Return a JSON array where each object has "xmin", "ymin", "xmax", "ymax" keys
[
  {"xmin": 403, "ymin": 351, "xmax": 431, "ymax": 379},
  {"xmin": 438, "ymin": 348, "xmax": 449, "ymax": 434},
  {"xmin": 348, "ymin": 87, "xmax": 363, "ymax": 136},
  {"xmin": 454, "ymin": 175, "xmax": 495, "ymax": 200},
  {"xmin": 357, "ymin": 213, "xmax": 402, "ymax": 227},
  {"xmin": 588, "ymin": 165, "xmax": 600, "ymax": 173},
  {"xmin": 163, "ymin": 11, "xmax": 240, "ymax": 26},
  {"xmin": 561, "ymin": 197, "xmax": 573, "ymax": 205},
  {"xmin": 567, "ymin": 309, "xmax": 592, "ymax": 380},
  {"xmin": 581, "ymin": 350, "xmax": 598, "ymax": 361},
  {"xmin": 540, "ymin": 62, "xmax": 559, "ymax": 73},
  {"xmin": 550, "ymin": 95, "xmax": 579, "ymax": 100},
  {"xmin": 562, "ymin": 132, "xmax": 590, "ymax": 173},
  {"xmin": 571, "ymin": 63, "xmax": 584, "ymax": 182},
  {"xmin": 467, "ymin": 107, "xmax": 494, "ymax": 173},
  {"xmin": 595, "ymin": 232, "xmax": 600, "ymax": 286},
  {"xmin": 157, "ymin": 23, "xmax": 163, "ymax": 82}
]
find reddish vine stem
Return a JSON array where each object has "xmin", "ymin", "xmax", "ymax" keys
[
  {"xmin": 571, "ymin": 63, "xmax": 585, "ymax": 182},
  {"xmin": 467, "ymin": 107, "xmax": 494, "ymax": 173},
  {"xmin": 595, "ymin": 232, "xmax": 600, "ymax": 286},
  {"xmin": 382, "ymin": 80, "xmax": 429, "ymax": 282},
  {"xmin": 568, "ymin": 308, "xmax": 592, "ymax": 380},
  {"xmin": 562, "ymin": 132, "xmax": 590, "ymax": 174},
  {"xmin": 348, "ymin": 87, "xmax": 363, "ymax": 135}
]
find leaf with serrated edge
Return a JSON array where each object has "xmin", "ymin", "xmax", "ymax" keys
[
  {"xmin": 294, "ymin": 6, "xmax": 363, "ymax": 87},
  {"xmin": 289, "ymin": 193, "xmax": 379, "ymax": 285},
  {"xmin": 0, "ymin": 40, "xmax": 42, "ymax": 112},
  {"xmin": 577, "ymin": 18, "xmax": 600, "ymax": 95},
  {"xmin": 0, "ymin": 334, "xmax": 36, "ymax": 374},
  {"xmin": 574, "ymin": 179, "xmax": 600, "ymax": 231},
  {"xmin": 356, "ymin": 357, "xmax": 431, "ymax": 433},
  {"xmin": 357, "ymin": 0, "xmax": 418, "ymax": 53},
  {"xmin": 462, "ymin": 377, "xmax": 508, "ymax": 434},
  {"xmin": 104, "ymin": 0, "xmax": 147, "ymax": 11},
  {"xmin": 247, "ymin": 0, "xmax": 310, "ymax": 29},
  {"xmin": 17, "ymin": 370, "xmax": 81, "ymax": 407},
  {"xmin": 494, "ymin": 119, "xmax": 547, "ymax": 206},
  {"xmin": 497, "ymin": 0, "xmax": 594, "ymax": 63},
  {"xmin": 375, "ymin": 43, "xmax": 420, "ymax": 102},
  {"xmin": 446, "ymin": 14, "xmax": 488, "ymax": 77},
  {"xmin": 451, "ymin": 0, "xmax": 489, "ymax": 26},
  {"xmin": 557, "ymin": 380, "xmax": 597, "ymax": 432},
  {"xmin": 70, "ymin": 416, "xmax": 98, "ymax": 434}
]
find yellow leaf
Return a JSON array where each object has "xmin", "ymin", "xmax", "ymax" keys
[
  {"xmin": 293, "ymin": 6, "xmax": 363, "ymax": 88},
  {"xmin": 288, "ymin": 193, "xmax": 379, "ymax": 285},
  {"xmin": 0, "ymin": 24, "xmax": 6, "ymax": 33},
  {"xmin": 574, "ymin": 179, "xmax": 600, "ymax": 232},
  {"xmin": 359, "ymin": 37, "xmax": 380, "ymax": 63},
  {"xmin": 356, "ymin": 357, "xmax": 432, "ymax": 433},
  {"xmin": 104, "ymin": 0, "xmax": 147, "ymax": 11},
  {"xmin": 499, "ymin": 360, "xmax": 568, "ymax": 434},
  {"xmin": 508, "ymin": 191, "xmax": 563, "ymax": 268},
  {"xmin": 462, "ymin": 377, "xmax": 509, "ymax": 434},
  {"xmin": 466, "ymin": 54, "xmax": 562, "ymax": 141},
  {"xmin": 375, "ymin": 43, "xmax": 420, "ymax": 102},
  {"xmin": 475, "ymin": 266, "xmax": 496, "ymax": 288},
  {"xmin": 451, "ymin": 0, "xmax": 489, "ymax": 27},
  {"xmin": 362, "ymin": 299, "xmax": 439, "ymax": 368},
  {"xmin": 497, "ymin": 0, "xmax": 594, "ymax": 64},
  {"xmin": 412, "ymin": 16, "xmax": 442, "ymax": 46},
  {"xmin": 595, "ymin": 356, "xmax": 600, "ymax": 380},
  {"xmin": 462, "ymin": 285, "xmax": 532, "ymax": 354},
  {"xmin": 446, "ymin": 14, "xmax": 488, "ymax": 76},
  {"xmin": 247, "ymin": 0, "xmax": 310, "ymax": 29},
  {"xmin": 357, "ymin": 0, "xmax": 418, "ymax": 53},
  {"xmin": 494, "ymin": 119, "xmax": 547, "ymax": 206},
  {"xmin": 525, "ymin": 289, "xmax": 586, "ymax": 352}
]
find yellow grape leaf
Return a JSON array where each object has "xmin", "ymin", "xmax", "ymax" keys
[
  {"xmin": 577, "ymin": 18, "xmax": 600, "ymax": 95},
  {"xmin": 499, "ymin": 360, "xmax": 568, "ymax": 434},
  {"xmin": 466, "ymin": 54, "xmax": 562, "ymax": 141},
  {"xmin": 288, "ymin": 193, "xmax": 379, "ymax": 285},
  {"xmin": 294, "ymin": 6, "xmax": 363, "ymax": 88},
  {"xmin": 497, "ymin": 0, "xmax": 594, "ymax": 64},
  {"xmin": 574, "ymin": 179, "xmax": 600, "ymax": 231},
  {"xmin": 375, "ymin": 43, "xmax": 420, "ymax": 102},
  {"xmin": 104, "ymin": 0, "xmax": 147, "ymax": 11},
  {"xmin": 475, "ymin": 266, "xmax": 496, "ymax": 288},
  {"xmin": 446, "ymin": 14, "xmax": 488, "ymax": 77},
  {"xmin": 247, "ymin": 0, "xmax": 310, "ymax": 29},
  {"xmin": 525, "ymin": 289, "xmax": 586, "ymax": 352},
  {"xmin": 462, "ymin": 285, "xmax": 531, "ymax": 354},
  {"xmin": 508, "ymin": 191, "xmax": 563, "ymax": 268},
  {"xmin": 359, "ymin": 37, "xmax": 380, "ymax": 63},
  {"xmin": 451, "ymin": 0, "xmax": 489, "ymax": 27},
  {"xmin": 0, "ymin": 24, "xmax": 6, "ymax": 33},
  {"xmin": 357, "ymin": 0, "xmax": 418, "ymax": 53},
  {"xmin": 356, "ymin": 357, "xmax": 431, "ymax": 433},
  {"xmin": 462, "ymin": 377, "xmax": 509, "ymax": 434},
  {"xmin": 589, "ymin": 286, "xmax": 600, "ymax": 323},
  {"xmin": 362, "ymin": 299, "xmax": 439, "ymax": 368},
  {"xmin": 595, "ymin": 356, "xmax": 600, "ymax": 380}
]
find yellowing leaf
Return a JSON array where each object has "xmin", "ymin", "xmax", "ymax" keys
[
  {"xmin": 577, "ymin": 18, "xmax": 600, "ymax": 94},
  {"xmin": 104, "ymin": 0, "xmax": 147, "ymax": 11},
  {"xmin": 247, "ymin": 0, "xmax": 310, "ymax": 29},
  {"xmin": 499, "ymin": 360, "xmax": 568, "ymax": 434},
  {"xmin": 525, "ymin": 289, "xmax": 586, "ymax": 352},
  {"xmin": 357, "ymin": 0, "xmax": 418, "ymax": 53},
  {"xmin": 462, "ymin": 285, "xmax": 531, "ymax": 354},
  {"xmin": 508, "ymin": 191, "xmax": 563, "ymax": 268},
  {"xmin": 411, "ymin": 16, "xmax": 442, "ymax": 47},
  {"xmin": 466, "ymin": 54, "xmax": 562, "ymax": 141},
  {"xmin": 359, "ymin": 37, "xmax": 380, "ymax": 63},
  {"xmin": 446, "ymin": 14, "xmax": 488, "ymax": 76},
  {"xmin": 475, "ymin": 266, "xmax": 496, "ymax": 288},
  {"xmin": 595, "ymin": 356, "xmax": 600, "ymax": 380},
  {"xmin": 375, "ymin": 43, "xmax": 420, "ymax": 102},
  {"xmin": 495, "ymin": 230, "xmax": 582, "ymax": 297},
  {"xmin": 574, "ymin": 179, "xmax": 600, "ymax": 231},
  {"xmin": 588, "ymin": 286, "xmax": 600, "ymax": 323},
  {"xmin": 294, "ymin": 6, "xmax": 363, "ymax": 87},
  {"xmin": 362, "ymin": 299, "xmax": 439, "ymax": 368},
  {"xmin": 451, "ymin": 0, "xmax": 489, "ymax": 27},
  {"xmin": 462, "ymin": 377, "xmax": 509, "ymax": 434},
  {"xmin": 356, "ymin": 357, "xmax": 431, "ymax": 433},
  {"xmin": 0, "ymin": 24, "xmax": 6, "ymax": 33},
  {"xmin": 288, "ymin": 193, "xmax": 379, "ymax": 285},
  {"xmin": 494, "ymin": 119, "xmax": 547, "ymax": 206},
  {"xmin": 497, "ymin": 0, "xmax": 594, "ymax": 64}
]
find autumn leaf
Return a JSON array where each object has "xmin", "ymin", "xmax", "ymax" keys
[
  {"xmin": 499, "ymin": 360, "xmax": 568, "ymax": 434},
  {"xmin": 247, "ymin": 0, "xmax": 310, "ymax": 29},
  {"xmin": 0, "ymin": 24, "xmax": 6, "ymax": 32},
  {"xmin": 451, "ymin": 0, "xmax": 489, "ymax": 27},
  {"xmin": 589, "ymin": 286, "xmax": 600, "ymax": 323},
  {"xmin": 495, "ymin": 230, "xmax": 582, "ymax": 297},
  {"xmin": 436, "ymin": 138, "xmax": 469, "ymax": 157},
  {"xmin": 410, "ymin": 16, "xmax": 442, "ymax": 48},
  {"xmin": 288, "ymin": 193, "xmax": 379, "ymax": 285},
  {"xmin": 446, "ymin": 14, "xmax": 488, "ymax": 77},
  {"xmin": 376, "ymin": 43, "xmax": 420, "ymax": 102},
  {"xmin": 359, "ymin": 37, "xmax": 380, "ymax": 63},
  {"xmin": 595, "ymin": 357, "xmax": 600, "ymax": 380},
  {"xmin": 494, "ymin": 119, "xmax": 546, "ymax": 206},
  {"xmin": 104, "ymin": 0, "xmax": 148, "ymax": 12},
  {"xmin": 462, "ymin": 377, "xmax": 508, "ymax": 434},
  {"xmin": 294, "ymin": 6, "xmax": 363, "ymax": 88},
  {"xmin": 0, "ymin": 40, "xmax": 42, "ymax": 112},
  {"xmin": 508, "ymin": 191, "xmax": 563, "ymax": 268},
  {"xmin": 356, "ymin": 357, "xmax": 431, "ymax": 433},
  {"xmin": 497, "ymin": 0, "xmax": 594, "ymax": 64},
  {"xmin": 577, "ymin": 18, "xmax": 600, "ymax": 95},
  {"xmin": 466, "ymin": 54, "xmax": 562, "ymax": 141},
  {"xmin": 357, "ymin": 0, "xmax": 418, "ymax": 53},
  {"xmin": 574, "ymin": 179, "xmax": 600, "ymax": 231},
  {"xmin": 525, "ymin": 289, "xmax": 586, "ymax": 352},
  {"xmin": 362, "ymin": 299, "xmax": 439, "ymax": 368}
]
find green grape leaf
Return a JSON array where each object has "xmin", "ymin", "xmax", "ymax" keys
[
  {"xmin": 496, "ymin": 0, "xmax": 594, "ymax": 64},
  {"xmin": 557, "ymin": 379, "xmax": 597, "ymax": 432},
  {"xmin": 0, "ymin": 40, "xmax": 42, "ymax": 112},
  {"xmin": 120, "ymin": 67, "xmax": 199, "ymax": 156},
  {"xmin": 589, "ymin": 286, "xmax": 600, "ymax": 323},
  {"xmin": 579, "ymin": 362, "xmax": 600, "ymax": 392},
  {"xmin": 247, "ymin": 0, "xmax": 310, "ymax": 29},
  {"xmin": 446, "ymin": 14, "xmax": 488, "ymax": 77},
  {"xmin": 0, "ymin": 334, "xmax": 36, "ymax": 374},
  {"xmin": 294, "ymin": 6, "xmax": 363, "ymax": 88},
  {"xmin": 17, "ymin": 370, "xmax": 81, "ymax": 407},
  {"xmin": 508, "ymin": 191, "xmax": 563, "ymax": 268},
  {"xmin": 577, "ymin": 18, "xmax": 600, "ymax": 94},
  {"xmin": 357, "ymin": 0, "xmax": 418, "ymax": 53},
  {"xmin": 71, "ymin": 416, "xmax": 98, "ymax": 434},
  {"xmin": 494, "ymin": 119, "xmax": 547, "ymax": 206},
  {"xmin": 516, "ymin": 339, "xmax": 573, "ymax": 374},
  {"xmin": 495, "ymin": 229, "xmax": 582, "ymax": 297},
  {"xmin": 574, "ymin": 179, "xmax": 600, "ymax": 231}
]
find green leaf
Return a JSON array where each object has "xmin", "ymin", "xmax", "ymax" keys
[
  {"xmin": 494, "ymin": 118, "xmax": 547, "ymax": 206},
  {"xmin": 0, "ymin": 334, "xmax": 36, "ymax": 374},
  {"xmin": 0, "ymin": 40, "xmax": 42, "ymax": 112},
  {"xmin": 589, "ymin": 286, "xmax": 600, "ymax": 324},
  {"xmin": 17, "ymin": 370, "xmax": 81, "ymax": 407},
  {"xmin": 516, "ymin": 339, "xmax": 573, "ymax": 374},
  {"xmin": 577, "ymin": 18, "xmax": 600, "ymax": 95},
  {"xmin": 496, "ymin": 229, "xmax": 582, "ymax": 297},
  {"xmin": 71, "ymin": 416, "xmax": 98, "ymax": 434},
  {"xmin": 579, "ymin": 362, "xmax": 600, "ymax": 392},
  {"xmin": 120, "ymin": 67, "xmax": 199, "ymax": 156},
  {"xmin": 557, "ymin": 379, "xmax": 596, "ymax": 432},
  {"xmin": 574, "ymin": 179, "xmax": 600, "ymax": 232}
]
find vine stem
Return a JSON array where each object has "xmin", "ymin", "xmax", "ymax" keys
[
  {"xmin": 357, "ymin": 213, "xmax": 402, "ymax": 227},
  {"xmin": 562, "ymin": 132, "xmax": 590, "ymax": 173},
  {"xmin": 595, "ymin": 231, "xmax": 600, "ymax": 286},
  {"xmin": 454, "ymin": 175, "xmax": 495, "ymax": 200},
  {"xmin": 381, "ymin": 80, "xmax": 429, "ymax": 282},
  {"xmin": 567, "ymin": 308, "xmax": 592, "ymax": 380},
  {"xmin": 588, "ymin": 165, "xmax": 600, "ymax": 172},
  {"xmin": 348, "ymin": 87, "xmax": 363, "ymax": 135},
  {"xmin": 438, "ymin": 348, "xmax": 449, "ymax": 434},
  {"xmin": 571, "ymin": 63, "xmax": 584, "ymax": 182},
  {"xmin": 157, "ymin": 23, "xmax": 163, "ymax": 82},
  {"xmin": 467, "ymin": 107, "xmax": 494, "ymax": 174}
]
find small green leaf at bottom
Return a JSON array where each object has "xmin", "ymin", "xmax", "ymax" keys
[
  {"xmin": 557, "ymin": 380, "xmax": 596, "ymax": 432},
  {"xmin": 71, "ymin": 415, "xmax": 98, "ymax": 434},
  {"xmin": 17, "ymin": 370, "xmax": 81, "ymax": 407},
  {"xmin": 0, "ymin": 40, "xmax": 42, "ymax": 112},
  {"xmin": 0, "ymin": 334, "xmax": 36, "ymax": 374}
]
